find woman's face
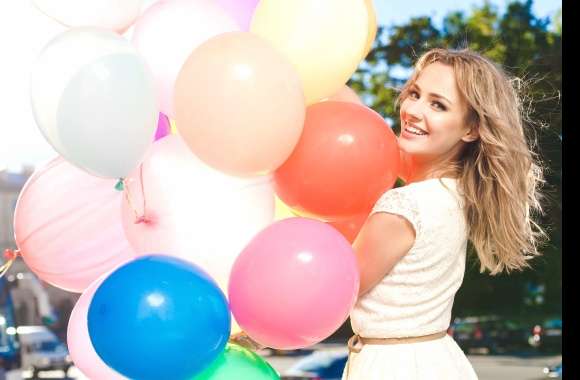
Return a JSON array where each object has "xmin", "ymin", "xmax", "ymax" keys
[{"xmin": 398, "ymin": 62, "xmax": 477, "ymax": 164}]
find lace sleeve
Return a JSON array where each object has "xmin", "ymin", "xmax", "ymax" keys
[{"xmin": 371, "ymin": 188, "xmax": 422, "ymax": 239}]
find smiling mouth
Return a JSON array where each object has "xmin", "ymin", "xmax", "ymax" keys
[{"xmin": 404, "ymin": 122, "xmax": 428, "ymax": 136}]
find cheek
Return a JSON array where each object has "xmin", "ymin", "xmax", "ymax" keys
[
  {"xmin": 428, "ymin": 115, "xmax": 465, "ymax": 138},
  {"xmin": 399, "ymin": 99, "xmax": 411, "ymax": 118}
]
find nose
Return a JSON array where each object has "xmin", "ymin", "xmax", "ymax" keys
[{"xmin": 403, "ymin": 99, "xmax": 424, "ymax": 122}]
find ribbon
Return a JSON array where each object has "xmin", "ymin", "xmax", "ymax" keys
[{"xmin": 0, "ymin": 249, "xmax": 19, "ymax": 278}]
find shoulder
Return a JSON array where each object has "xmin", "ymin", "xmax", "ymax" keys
[
  {"xmin": 389, "ymin": 177, "xmax": 462, "ymax": 206},
  {"xmin": 371, "ymin": 184, "xmax": 421, "ymax": 239},
  {"xmin": 371, "ymin": 178, "xmax": 462, "ymax": 236}
]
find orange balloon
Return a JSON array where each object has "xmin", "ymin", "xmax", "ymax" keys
[
  {"xmin": 322, "ymin": 85, "xmax": 363, "ymax": 105},
  {"xmin": 363, "ymin": 0, "xmax": 378, "ymax": 58},
  {"xmin": 174, "ymin": 32, "xmax": 306, "ymax": 177},
  {"xmin": 327, "ymin": 213, "xmax": 369, "ymax": 243},
  {"xmin": 273, "ymin": 101, "xmax": 399, "ymax": 220}
]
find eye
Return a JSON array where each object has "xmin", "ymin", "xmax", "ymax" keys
[
  {"xmin": 408, "ymin": 90, "xmax": 419, "ymax": 99},
  {"xmin": 432, "ymin": 101, "xmax": 447, "ymax": 111}
]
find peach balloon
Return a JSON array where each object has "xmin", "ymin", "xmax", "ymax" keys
[
  {"xmin": 132, "ymin": 0, "xmax": 239, "ymax": 118},
  {"xmin": 250, "ymin": 0, "xmax": 368, "ymax": 104},
  {"xmin": 174, "ymin": 32, "xmax": 305, "ymax": 177}
]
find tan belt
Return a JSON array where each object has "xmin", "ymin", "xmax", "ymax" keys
[{"xmin": 345, "ymin": 331, "xmax": 448, "ymax": 379}]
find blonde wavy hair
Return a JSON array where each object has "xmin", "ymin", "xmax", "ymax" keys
[{"xmin": 397, "ymin": 48, "xmax": 548, "ymax": 275}]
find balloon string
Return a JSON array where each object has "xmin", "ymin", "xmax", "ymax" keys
[
  {"xmin": 123, "ymin": 164, "xmax": 148, "ymax": 224},
  {"xmin": 228, "ymin": 331, "xmax": 266, "ymax": 351},
  {"xmin": 0, "ymin": 249, "xmax": 19, "ymax": 278}
]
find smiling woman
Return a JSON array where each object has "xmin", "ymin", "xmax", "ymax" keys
[
  {"xmin": 398, "ymin": 62, "xmax": 479, "ymax": 175},
  {"xmin": 342, "ymin": 48, "xmax": 547, "ymax": 380}
]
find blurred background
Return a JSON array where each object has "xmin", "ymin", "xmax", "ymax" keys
[{"xmin": 0, "ymin": 0, "xmax": 561, "ymax": 379}]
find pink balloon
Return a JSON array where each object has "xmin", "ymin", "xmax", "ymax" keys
[
  {"xmin": 154, "ymin": 112, "xmax": 171, "ymax": 141},
  {"xmin": 68, "ymin": 275, "xmax": 127, "ymax": 380},
  {"xmin": 228, "ymin": 217, "xmax": 359, "ymax": 349},
  {"xmin": 14, "ymin": 157, "xmax": 136, "ymax": 292},
  {"xmin": 216, "ymin": 0, "xmax": 259, "ymax": 30}
]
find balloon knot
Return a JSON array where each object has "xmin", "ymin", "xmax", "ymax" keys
[
  {"xmin": 134, "ymin": 215, "xmax": 150, "ymax": 225},
  {"xmin": 3, "ymin": 249, "xmax": 19, "ymax": 261}
]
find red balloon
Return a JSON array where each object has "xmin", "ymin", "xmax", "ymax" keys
[
  {"xmin": 327, "ymin": 213, "xmax": 368, "ymax": 243},
  {"xmin": 274, "ymin": 101, "xmax": 399, "ymax": 220}
]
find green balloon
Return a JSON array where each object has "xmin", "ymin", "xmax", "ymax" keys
[{"xmin": 192, "ymin": 343, "xmax": 280, "ymax": 380}]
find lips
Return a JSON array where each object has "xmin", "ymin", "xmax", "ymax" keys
[{"xmin": 403, "ymin": 122, "xmax": 428, "ymax": 136}]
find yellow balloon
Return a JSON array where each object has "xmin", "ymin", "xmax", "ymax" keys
[
  {"xmin": 169, "ymin": 119, "xmax": 178, "ymax": 135},
  {"xmin": 251, "ymin": 0, "xmax": 368, "ymax": 104},
  {"xmin": 274, "ymin": 196, "xmax": 298, "ymax": 221},
  {"xmin": 231, "ymin": 318, "xmax": 243, "ymax": 336},
  {"xmin": 363, "ymin": 0, "xmax": 378, "ymax": 58}
]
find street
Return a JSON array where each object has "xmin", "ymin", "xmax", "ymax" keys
[
  {"xmin": 262, "ymin": 344, "xmax": 561, "ymax": 380},
  {"xmin": 2, "ymin": 349, "xmax": 561, "ymax": 380}
]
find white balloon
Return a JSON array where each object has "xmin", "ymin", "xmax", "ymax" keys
[
  {"xmin": 32, "ymin": 0, "xmax": 144, "ymax": 32},
  {"xmin": 30, "ymin": 27, "xmax": 158, "ymax": 179},
  {"xmin": 121, "ymin": 135, "xmax": 275, "ymax": 294}
]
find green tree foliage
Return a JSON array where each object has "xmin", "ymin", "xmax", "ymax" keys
[{"xmin": 351, "ymin": 0, "xmax": 561, "ymax": 318}]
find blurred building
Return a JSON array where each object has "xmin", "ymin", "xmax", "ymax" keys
[
  {"xmin": 0, "ymin": 168, "xmax": 32, "ymax": 252},
  {"xmin": 0, "ymin": 168, "xmax": 78, "ymax": 342}
]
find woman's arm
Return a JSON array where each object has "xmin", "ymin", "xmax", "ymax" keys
[{"xmin": 353, "ymin": 211, "xmax": 416, "ymax": 297}]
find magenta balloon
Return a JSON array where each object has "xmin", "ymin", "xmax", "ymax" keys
[
  {"xmin": 154, "ymin": 112, "xmax": 171, "ymax": 141},
  {"xmin": 67, "ymin": 275, "xmax": 127, "ymax": 380},
  {"xmin": 228, "ymin": 217, "xmax": 359, "ymax": 349},
  {"xmin": 14, "ymin": 157, "xmax": 136, "ymax": 292},
  {"xmin": 216, "ymin": 0, "xmax": 259, "ymax": 30}
]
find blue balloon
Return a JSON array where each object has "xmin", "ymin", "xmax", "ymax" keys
[{"xmin": 88, "ymin": 255, "xmax": 231, "ymax": 380}]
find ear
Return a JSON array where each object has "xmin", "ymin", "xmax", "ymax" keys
[{"xmin": 461, "ymin": 125, "xmax": 479, "ymax": 143}]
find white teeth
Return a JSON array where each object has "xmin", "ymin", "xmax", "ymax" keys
[{"xmin": 405, "ymin": 124, "xmax": 427, "ymax": 135}]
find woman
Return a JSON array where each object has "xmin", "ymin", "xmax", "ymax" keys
[{"xmin": 343, "ymin": 48, "xmax": 547, "ymax": 379}]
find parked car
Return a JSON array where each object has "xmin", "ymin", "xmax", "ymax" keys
[
  {"xmin": 543, "ymin": 361, "xmax": 562, "ymax": 378},
  {"xmin": 529, "ymin": 318, "xmax": 562, "ymax": 353},
  {"xmin": 449, "ymin": 316, "xmax": 530, "ymax": 354},
  {"xmin": 261, "ymin": 347, "xmax": 315, "ymax": 357},
  {"xmin": 282, "ymin": 350, "xmax": 348, "ymax": 380},
  {"xmin": 17, "ymin": 326, "xmax": 72, "ymax": 378}
]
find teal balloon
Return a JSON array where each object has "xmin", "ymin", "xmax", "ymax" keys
[{"xmin": 192, "ymin": 344, "xmax": 280, "ymax": 380}]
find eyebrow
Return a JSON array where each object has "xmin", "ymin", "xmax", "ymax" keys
[{"xmin": 410, "ymin": 83, "xmax": 453, "ymax": 105}]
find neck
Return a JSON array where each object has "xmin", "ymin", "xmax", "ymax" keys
[{"xmin": 401, "ymin": 153, "xmax": 458, "ymax": 184}]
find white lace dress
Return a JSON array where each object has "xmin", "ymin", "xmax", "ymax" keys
[{"xmin": 342, "ymin": 178, "xmax": 478, "ymax": 380}]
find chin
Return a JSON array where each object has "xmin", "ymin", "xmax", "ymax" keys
[{"xmin": 398, "ymin": 139, "xmax": 418, "ymax": 155}]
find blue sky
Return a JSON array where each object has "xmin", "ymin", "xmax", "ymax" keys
[
  {"xmin": 375, "ymin": 0, "xmax": 561, "ymax": 28},
  {"xmin": 0, "ymin": 0, "xmax": 562, "ymax": 170}
]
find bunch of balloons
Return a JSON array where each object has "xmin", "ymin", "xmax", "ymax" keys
[{"xmin": 12, "ymin": 0, "xmax": 401, "ymax": 379}]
